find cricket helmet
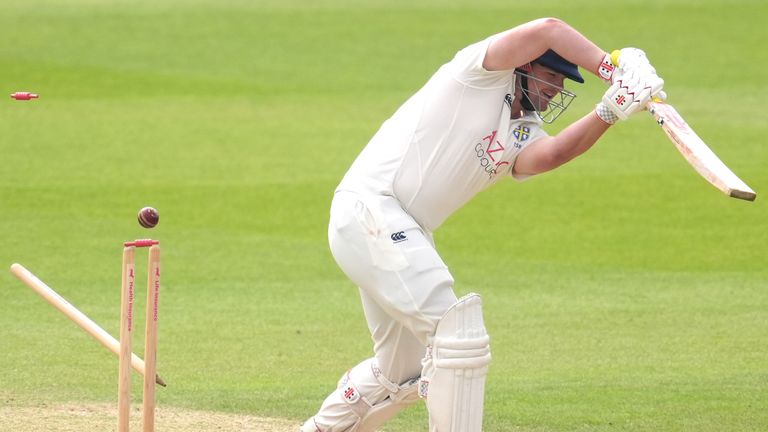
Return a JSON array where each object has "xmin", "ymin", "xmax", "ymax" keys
[{"xmin": 533, "ymin": 49, "xmax": 584, "ymax": 83}]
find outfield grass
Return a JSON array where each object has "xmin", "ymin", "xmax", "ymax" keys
[{"xmin": 1, "ymin": 1, "xmax": 766, "ymax": 431}]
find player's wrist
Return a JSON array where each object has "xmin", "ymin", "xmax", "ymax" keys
[
  {"xmin": 595, "ymin": 102, "xmax": 619, "ymax": 125},
  {"xmin": 599, "ymin": 48, "xmax": 659, "ymax": 84}
]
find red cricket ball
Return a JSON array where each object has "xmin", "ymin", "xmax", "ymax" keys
[{"xmin": 138, "ymin": 207, "xmax": 160, "ymax": 229}]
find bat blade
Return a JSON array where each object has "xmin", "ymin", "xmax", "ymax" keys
[{"xmin": 648, "ymin": 100, "xmax": 756, "ymax": 201}]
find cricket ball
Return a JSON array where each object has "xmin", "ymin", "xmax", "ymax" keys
[{"xmin": 138, "ymin": 207, "xmax": 160, "ymax": 229}]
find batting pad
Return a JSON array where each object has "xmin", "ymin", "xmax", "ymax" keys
[{"xmin": 419, "ymin": 293, "xmax": 491, "ymax": 432}]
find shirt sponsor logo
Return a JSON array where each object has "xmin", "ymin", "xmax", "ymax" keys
[{"xmin": 474, "ymin": 130, "xmax": 510, "ymax": 178}]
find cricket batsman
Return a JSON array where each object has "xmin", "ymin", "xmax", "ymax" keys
[{"xmin": 300, "ymin": 17, "xmax": 664, "ymax": 432}]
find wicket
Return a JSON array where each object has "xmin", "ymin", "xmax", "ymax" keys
[
  {"xmin": 9, "ymin": 263, "xmax": 166, "ymax": 386},
  {"xmin": 119, "ymin": 239, "xmax": 161, "ymax": 432}
]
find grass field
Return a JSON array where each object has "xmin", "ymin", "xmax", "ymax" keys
[{"xmin": 1, "ymin": 0, "xmax": 766, "ymax": 431}]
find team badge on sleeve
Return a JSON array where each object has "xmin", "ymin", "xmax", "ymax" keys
[{"xmin": 513, "ymin": 125, "xmax": 530, "ymax": 142}]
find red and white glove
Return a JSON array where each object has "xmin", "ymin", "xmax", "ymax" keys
[
  {"xmin": 597, "ymin": 71, "xmax": 664, "ymax": 123},
  {"xmin": 595, "ymin": 48, "xmax": 665, "ymax": 124},
  {"xmin": 598, "ymin": 48, "xmax": 656, "ymax": 83}
]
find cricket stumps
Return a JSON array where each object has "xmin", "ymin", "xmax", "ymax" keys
[
  {"xmin": 9, "ymin": 263, "xmax": 166, "ymax": 386},
  {"xmin": 119, "ymin": 239, "xmax": 161, "ymax": 432}
]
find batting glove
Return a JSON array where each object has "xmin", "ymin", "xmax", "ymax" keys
[
  {"xmin": 599, "ymin": 69, "xmax": 664, "ymax": 122},
  {"xmin": 598, "ymin": 47, "xmax": 657, "ymax": 83}
]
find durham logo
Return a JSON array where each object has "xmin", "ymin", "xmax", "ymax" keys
[{"xmin": 512, "ymin": 125, "xmax": 530, "ymax": 141}]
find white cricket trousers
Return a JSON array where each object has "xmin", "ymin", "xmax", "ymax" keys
[{"xmin": 309, "ymin": 191, "xmax": 458, "ymax": 430}]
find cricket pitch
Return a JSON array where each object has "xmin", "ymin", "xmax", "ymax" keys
[{"xmin": 0, "ymin": 402, "xmax": 299, "ymax": 432}]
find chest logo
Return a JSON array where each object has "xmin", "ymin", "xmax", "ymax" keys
[{"xmin": 474, "ymin": 130, "xmax": 511, "ymax": 178}]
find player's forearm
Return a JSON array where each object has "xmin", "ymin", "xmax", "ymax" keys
[
  {"xmin": 539, "ymin": 19, "xmax": 606, "ymax": 78},
  {"xmin": 553, "ymin": 111, "xmax": 611, "ymax": 163},
  {"xmin": 484, "ymin": 18, "xmax": 605, "ymax": 73},
  {"xmin": 513, "ymin": 112, "xmax": 609, "ymax": 176}
]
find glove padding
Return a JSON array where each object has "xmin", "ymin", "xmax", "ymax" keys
[
  {"xmin": 600, "ymin": 48, "xmax": 657, "ymax": 84},
  {"xmin": 602, "ymin": 69, "xmax": 664, "ymax": 120},
  {"xmin": 598, "ymin": 47, "xmax": 665, "ymax": 121},
  {"xmin": 615, "ymin": 48, "xmax": 656, "ymax": 76}
]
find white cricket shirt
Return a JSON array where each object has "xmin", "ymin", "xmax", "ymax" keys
[{"xmin": 337, "ymin": 36, "xmax": 547, "ymax": 232}]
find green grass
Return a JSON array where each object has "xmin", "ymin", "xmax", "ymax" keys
[{"xmin": 1, "ymin": 0, "xmax": 766, "ymax": 431}]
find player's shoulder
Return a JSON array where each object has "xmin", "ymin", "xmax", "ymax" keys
[
  {"xmin": 514, "ymin": 111, "xmax": 545, "ymax": 127},
  {"xmin": 446, "ymin": 36, "xmax": 514, "ymax": 88}
]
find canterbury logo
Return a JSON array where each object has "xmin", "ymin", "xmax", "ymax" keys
[{"xmin": 390, "ymin": 231, "xmax": 407, "ymax": 242}]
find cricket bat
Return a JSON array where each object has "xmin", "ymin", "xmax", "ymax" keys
[{"xmin": 647, "ymin": 100, "xmax": 756, "ymax": 201}]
